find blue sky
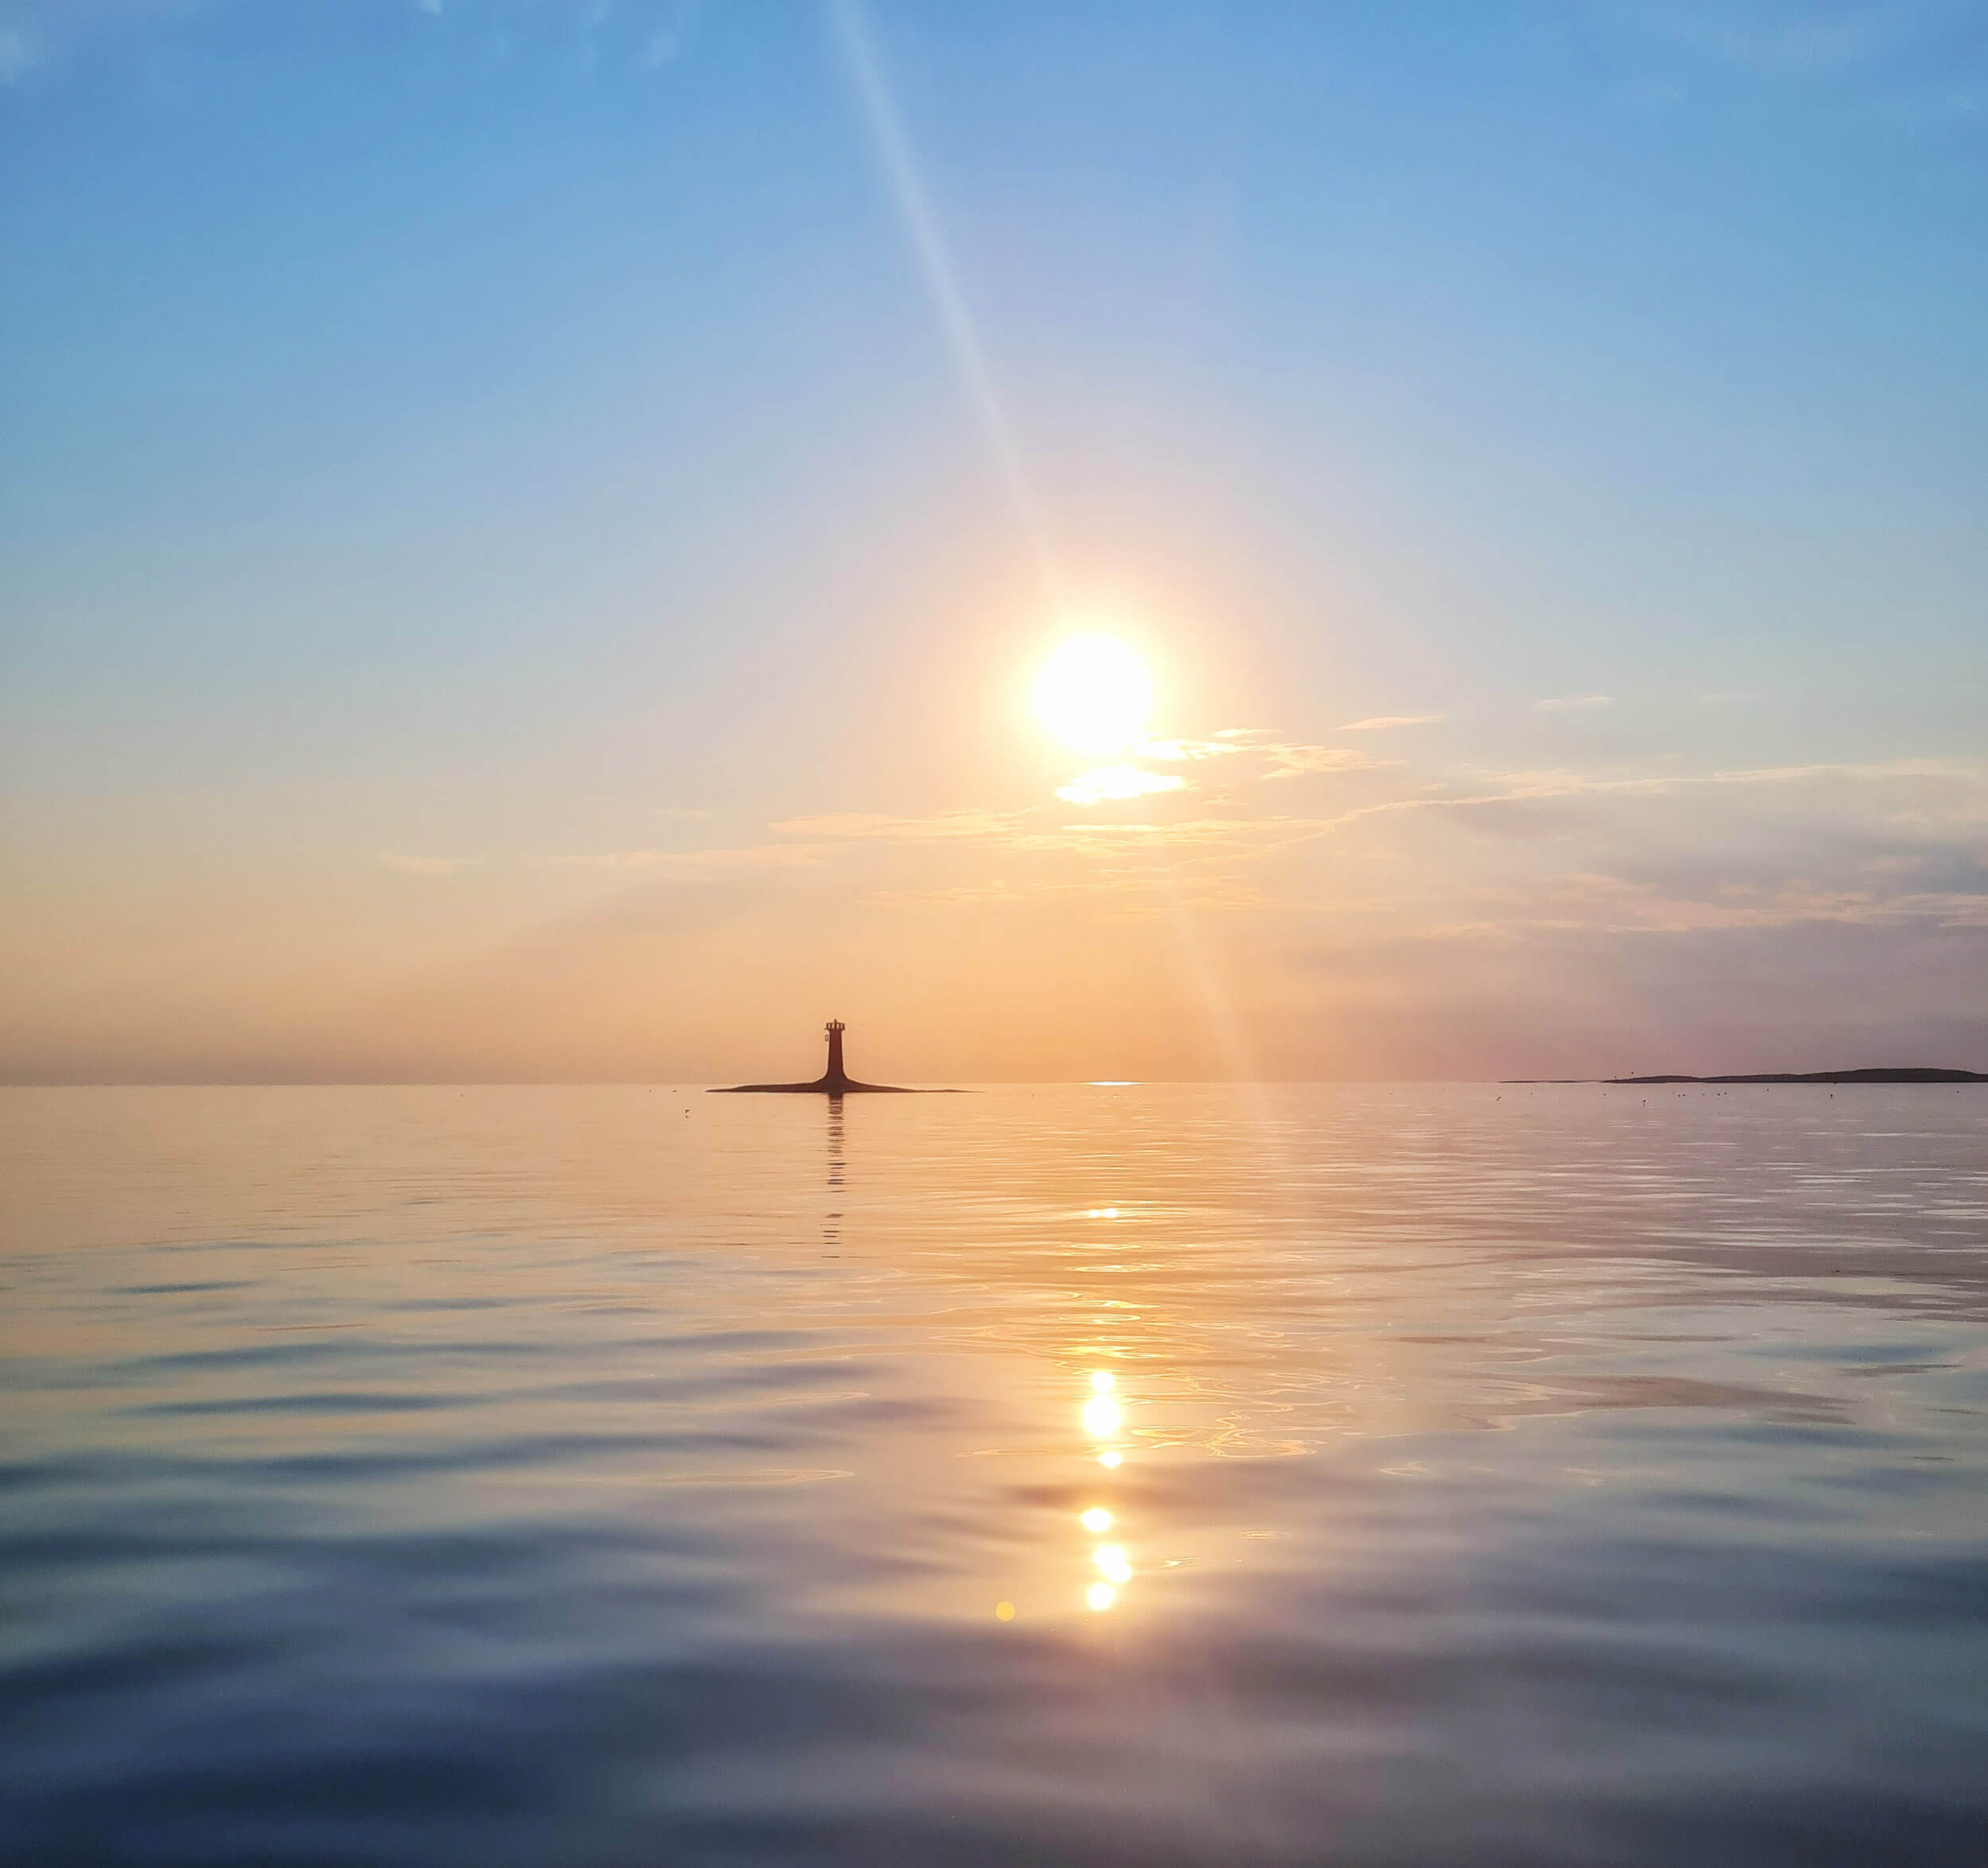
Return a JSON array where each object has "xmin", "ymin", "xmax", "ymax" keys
[{"xmin": 2, "ymin": 1, "xmax": 1985, "ymax": 1080}]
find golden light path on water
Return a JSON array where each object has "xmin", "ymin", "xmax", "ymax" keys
[
  {"xmin": 1083, "ymin": 1368, "xmax": 1130, "ymax": 1612},
  {"xmin": 994, "ymin": 1360, "xmax": 1134, "ymax": 1621}
]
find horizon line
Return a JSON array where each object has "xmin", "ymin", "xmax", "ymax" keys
[{"xmin": 2, "ymin": 1070, "xmax": 1981, "ymax": 1089}]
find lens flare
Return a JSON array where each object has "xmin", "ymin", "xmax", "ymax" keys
[
  {"xmin": 1093, "ymin": 1544, "xmax": 1132, "ymax": 1584},
  {"xmin": 1082, "ymin": 1395, "xmax": 1120, "ymax": 1438},
  {"xmin": 1086, "ymin": 1583, "xmax": 1116, "ymax": 1612},
  {"xmin": 1081, "ymin": 1507, "xmax": 1112, "ymax": 1533}
]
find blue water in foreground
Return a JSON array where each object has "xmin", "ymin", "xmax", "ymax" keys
[{"xmin": 3, "ymin": 1084, "xmax": 1986, "ymax": 1866}]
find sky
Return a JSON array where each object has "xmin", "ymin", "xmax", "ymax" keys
[{"xmin": 2, "ymin": 0, "xmax": 1985, "ymax": 1083}]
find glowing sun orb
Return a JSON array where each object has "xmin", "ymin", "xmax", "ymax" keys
[{"xmin": 1034, "ymin": 634, "xmax": 1153, "ymax": 757}]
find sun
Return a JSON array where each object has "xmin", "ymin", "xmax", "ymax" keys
[{"xmin": 1033, "ymin": 634, "xmax": 1154, "ymax": 757}]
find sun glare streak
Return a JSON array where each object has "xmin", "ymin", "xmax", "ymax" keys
[
  {"xmin": 828, "ymin": 0, "xmax": 1062, "ymax": 601},
  {"xmin": 1134, "ymin": 821, "xmax": 1304, "ymax": 1214},
  {"xmin": 1087, "ymin": 1583, "xmax": 1116, "ymax": 1612},
  {"xmin": 1081, "ymin": 1507, "xmax": 1113, "ymax": 1533}
]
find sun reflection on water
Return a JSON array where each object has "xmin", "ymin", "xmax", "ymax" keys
[
  {"xmin": 1081, "ymin": 1367, "xmax": 1132, "ymax": 1611},
  {"xmin": 1093, "ymin": 1544, "xmax": 1132, "ymax": 1585}
]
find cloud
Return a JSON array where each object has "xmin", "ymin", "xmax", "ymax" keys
[
  {"xmin": 1339, "ymin": 714, "xmax": 1446, "ymax": 732},
  {"xmin": 1131, "ymin": 726, "xmax": 1392, "ymax": 783},
  {"xmin": 1646, "ymin": 1, "xmax": 1941, "ymax": 77},
  {"xmin": 380, "ymin": 853, "xmax": 485, "ymax": 876},
  {"xmin": 0, "ymin": 2, "xmax": 223, "ymax": 83},
  {"xmin": 771, "ymin": 809, "xmax": 1016, "ymax": 841},
  {"xmin": 1056, "ymin": 766, "xmax": 1189, "ymax": 806},
  {"xmin": 1262, "ymin": 744, "xmax": 1387, "ymax": 779},
  {"xmin": 1136, "ymin": 736, "xmax": 1253, "ymax": 763},
  {"xmin": 1018, "ymin": 814, "xmax": 1334, "ymax": 858},
  {"xmin": 1415, "ymin": 758, "xmax": 1988, "ymax": 931},
  {"xmin": 0, "ymin": 25, "xmax": 38, "ymax": 81},
  {"xmin": 1, "ymin": 0, "xmax": 709, "ymax": 83},
  {"xmin": 549, "ymin": 845, "xmax": 821, "ymax": 876}
]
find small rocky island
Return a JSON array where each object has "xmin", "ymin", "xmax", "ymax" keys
[
  {"xmin": 1609, "ymin": 1069, "xmax": 1985, "ymax": 1085},
  {"xmin": 712, "ymin": 1020, "xmax": 919, "ymax": 1094},
  {"xmin": 1505, "ymin": 1068, "xmax": 1985, "ymax": 1085}
]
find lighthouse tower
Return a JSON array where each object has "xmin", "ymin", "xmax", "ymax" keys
[{"xmin": 712, "ymin": 1019, "xmax": 914, "ymax": 1093}]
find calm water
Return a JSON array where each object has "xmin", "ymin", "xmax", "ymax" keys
[{"xmin": 3, "ymin": 1084, "xmax": 1986, "ymax": 1866}]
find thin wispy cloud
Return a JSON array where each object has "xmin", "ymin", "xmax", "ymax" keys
[
  {"xmin": 772, "ymin": 809, "xmax": 1017, "ymax": 841},
  {"xmin": 0, "ymin": 25, "xmax": 37, "ymax": 82},
  {"xmin": 1263, "ymin": 745, "xmax": 1387, "ymax": 779},
  {"xmin": 557, "ymin": 845, "xmax": 821, "ymax": 876},
  {"xmin": 1019, "ymin": 814, "xmax": 1334, "ymax": 857},
  {"xmin": 1137, "ymin": 737, "xmax": 1252, "ymax": 763},
  {"xmin": 0, "ymin": 0, "xmax": 712, "ymax": 83},
  {"xmin": 386, "ymin": 845, "xmax": 816, "ymax": 877},
  {"xmin": 1057, "ymin": 766, "xmax": 1188, "ymax": 806},
  {"xmin": 1121, "ymin": 725, "xmax": 1392, "ymax": 783},
  {"xmin": 1339, "ymin": 714, "xmax": 1446, "ymax": 732},
  {"xmin": 380, "ymin": 853, "xmax": 485, "ymax": 876},
  {"xmin": 1648, "ymin": 0, "xmax": 1947, "ymax": 77}
]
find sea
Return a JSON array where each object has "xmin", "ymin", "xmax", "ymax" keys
[{"xmin": 2, "ymin": 1083, "xmax": 1986, "ymax": 1866}]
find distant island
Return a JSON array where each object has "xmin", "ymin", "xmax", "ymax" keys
[
  {"xmin": 1505, "ymin": 1068, "xmax": 1986, "ymax": 1085},
  {"xmin": 1612, "ymin": 1068, "xmax": 1984, "ymax": 1085},
  {"xmin": 713, "ymin": 1020, "xmax": 940, "ymax": 1094}
]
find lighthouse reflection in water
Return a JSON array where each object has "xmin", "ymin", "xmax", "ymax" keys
[{"xmin": 5, "ymin": 1081, "xmax": 1988, "ymax": 1866}]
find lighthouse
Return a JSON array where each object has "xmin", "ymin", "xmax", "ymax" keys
[{"xmin": 712, "ymin": 1019, "xmax": 916, "ymax": 1093}]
